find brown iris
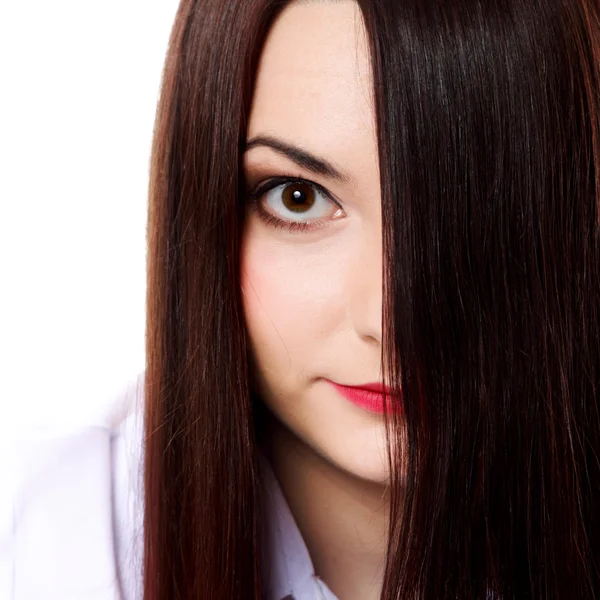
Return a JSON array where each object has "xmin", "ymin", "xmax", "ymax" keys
[{"xmin": 281, "ymin": 182, "xmax": 316, "ymax": 213}]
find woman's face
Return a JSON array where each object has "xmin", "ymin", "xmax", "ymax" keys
[{"xmin": 241, "ymin": 0, "xmax": 389, "ymax": 484}]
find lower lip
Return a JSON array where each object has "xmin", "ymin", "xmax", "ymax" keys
[{"xmin": 327, "ymin": 381, "xmax": 400, "ymax": 415}]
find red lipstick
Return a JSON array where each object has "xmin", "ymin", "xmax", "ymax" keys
[{"xmin": 326, "ymin": 380, "xmax": 402, "ymax": 414}]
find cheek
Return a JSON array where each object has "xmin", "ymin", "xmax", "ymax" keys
[{"xmin": 240, "ymin": 230, "xmax": 346, "ymax": 379}]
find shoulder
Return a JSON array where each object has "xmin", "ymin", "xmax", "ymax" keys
[{"xmin": 8, "ymin": 375, "xmax": 145, "ymax": 600}]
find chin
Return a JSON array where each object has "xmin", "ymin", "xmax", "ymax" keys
[
  {"xmin": 332, "ymin": 450, "xmax": 390, "ymax": 485},
  {"xmin": 305, "ymin": 434, "xmax": 391, "ymax": 486}
]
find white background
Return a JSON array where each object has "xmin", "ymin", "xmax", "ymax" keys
[{"xmin": 0, "ymin": 1, "xmax": 179, "ymax": 442}]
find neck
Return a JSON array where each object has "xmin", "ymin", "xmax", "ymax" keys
[{"xmin": 262, "ymin": 410, "xmax": 391, "ymax": 600}]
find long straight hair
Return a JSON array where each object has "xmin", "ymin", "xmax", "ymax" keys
[{"xmin": 144, "ymin": 0, "xmax": 600, "ymax": 598}]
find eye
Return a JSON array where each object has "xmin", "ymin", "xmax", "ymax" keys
[
  {"xmin": 264, "ymin": 180, "xmax": 342, "ymax": 222},
  {"xmin": 247, "ymin": 176, "xmax": 344, "ymax": 231}
]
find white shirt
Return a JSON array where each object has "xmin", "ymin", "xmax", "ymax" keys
[{"xmin": 2, "ymin": 382, "xmax": 338, "ymax": 600}]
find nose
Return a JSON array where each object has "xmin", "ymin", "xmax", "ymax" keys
[{"xmin": 347, "ymin": 219, "xmax": 383, "ymax": 345}]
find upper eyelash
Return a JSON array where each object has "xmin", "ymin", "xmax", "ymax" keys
[
  {"xmin": 247, "ymin": 175, "xmax": 339, "ymax": 206},
  {"xmin": 246, "ymin": 175, "xmax": 342, "ymax": 232}
]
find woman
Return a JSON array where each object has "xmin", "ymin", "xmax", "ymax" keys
[{"xmin": 8, "ymin": 0, "xmax": 600, "ymax": 598}]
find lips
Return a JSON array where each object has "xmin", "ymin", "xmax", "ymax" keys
[
  {"xmin": 350, "ymin": 382, "xmax": 395, "ymax": 394},
  {"xmin": 326, "ymin": 380, "xmax": 402, "ymax": 414}
]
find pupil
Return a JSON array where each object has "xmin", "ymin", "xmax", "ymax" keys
[{"xmin": 282, "ymin": 182, "xmax": 315, "ymax": 213}]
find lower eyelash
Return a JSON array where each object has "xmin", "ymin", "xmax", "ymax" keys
[{"xmin": 252, "ymin": 201, "xmax": 321, "ymax": 232}]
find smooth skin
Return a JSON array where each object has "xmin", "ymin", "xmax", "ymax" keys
[{"xmin": 241, "ymin": 2, "xmax": 394, "ymax": 598}]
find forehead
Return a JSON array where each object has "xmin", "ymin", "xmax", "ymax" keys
[{"xmin": 246, "ymin": 1, "xmax": 377, "ymax": 183}]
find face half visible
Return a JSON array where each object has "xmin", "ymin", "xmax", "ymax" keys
[{"xmin": 241, "ymin": 0, "xmax": 393, "ymax": 484}]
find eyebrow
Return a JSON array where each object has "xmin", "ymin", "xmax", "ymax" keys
[{"xmin": 244, "ymin": 134, "xmax": 351, "ymax": 184}]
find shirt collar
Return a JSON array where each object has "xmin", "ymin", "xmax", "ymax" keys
[{"xmin": 259, "ymin": 454, "xmax": 338, "ymax": 600}]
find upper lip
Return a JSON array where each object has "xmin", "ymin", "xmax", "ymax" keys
[{"xmin": 331, "ymin": 381, "xmax": 398, "ymax": 394}]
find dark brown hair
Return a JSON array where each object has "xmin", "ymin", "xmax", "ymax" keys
[{"xmin": 143, "ymin": 0, "xmax": 600, "ymax": 598}]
